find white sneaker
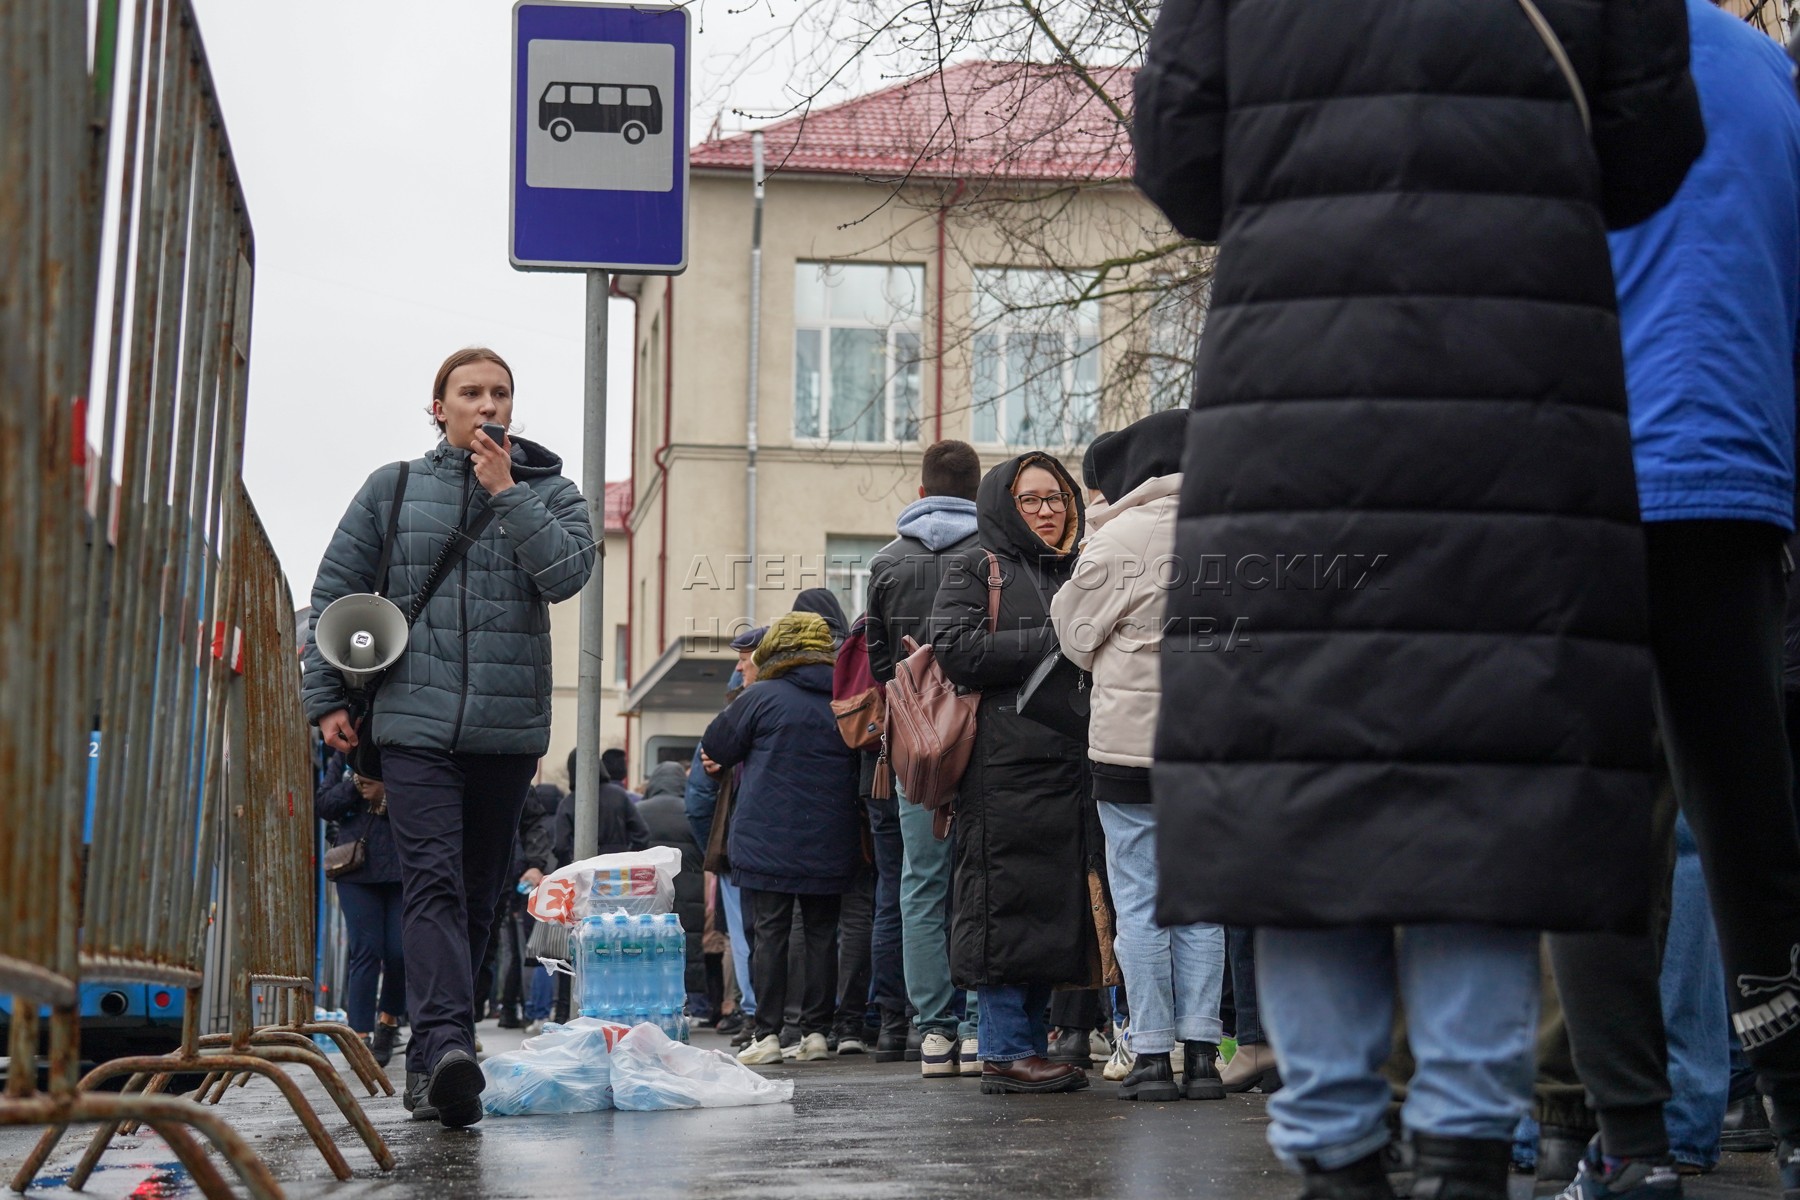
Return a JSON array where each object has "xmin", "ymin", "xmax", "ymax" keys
[
  {"xmin": 793, "ymin": 1032, "xmax": 830, "ymax": 1061},
  {"xmin": 737, "ymin": 1034, "xmax": 783, "ymax": 1065},
  {"xmin": 920, "ymin": 1032, "xmax": 958, "ymax": 1078},
  {"xmin": 1088, "ymin": 1027, "xmax": 1113, "ymax": 1065},
  {"xmin": 959, "ymin": 1037, "xmax": 981, "ymax": 1077},
  {"xmin": 1103, "ymin": 1026, "xmax": 1136, "ymax": 1082}
]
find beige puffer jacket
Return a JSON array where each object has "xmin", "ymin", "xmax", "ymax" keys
[{"xmin": 1049, "ymin": 473, "xmax": 1181, "ymax": 769}]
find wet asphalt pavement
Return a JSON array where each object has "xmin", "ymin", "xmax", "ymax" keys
[{"xmin": 0, "ymin": 1025, "xmax": 1783, "ymax": 1199}]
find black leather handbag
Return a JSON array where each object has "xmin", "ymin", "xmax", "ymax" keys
[{"xmin": 1016, "ymin": 647, "xmax": 1091, "ymax": 743}]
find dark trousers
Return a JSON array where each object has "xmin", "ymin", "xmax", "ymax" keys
[
  {"xmin": 1222, "ymin": 926, "xmax": 1264, "ymax": 1045},
  {"xmin": 382, "ymin": 747, "xmax": 536, "ymax": 1075},
  {"xmin": 748, "ymin": 889, "xmax": 841, "ymax": 1040},
  {"xmin": 1050, "ymin": 989, "xmax": 1103, "ymax": 1031},
  {"xmin": 335, "ymin": 880, "xmax": 406, "ymax": 1033},
  {"xmin": 498, "ymin": 901, "xmax": 529, "ymax": 1012},
  {"xmin": 1550, "ymin": 521, "xmax": 1800, "ymax": 1150},
  {"xmin": 474, "ymin": 894, "xmax": 508, "ymax": 1016},
  {"xmin": 868, "ymin": 792, "xmax": 908, "ymax": 1025},
  {"xmin": 836, "ymin": 868, "xmax": 874, "ymax": 1029}
]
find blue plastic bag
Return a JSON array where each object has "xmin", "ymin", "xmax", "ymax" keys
[{"xmin": 481, "ymin": 1018, "xmax": 626, "ymax": 1116}]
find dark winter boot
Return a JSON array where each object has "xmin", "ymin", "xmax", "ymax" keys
[
  {"xmin": 1182, "ymin": 1040, "xmax": 1226, "ymax": 1100},
  {"xmin": 1298, "ymin": 1150, "xmax": 1398, "ymax": 1200},
  {"xmin": 1536, "ymin": 1125, "xmax": 1595, "ymax": 1186},
  {"xmin": 1046, "ymin": 1026, "xmax": 1091, "ymax": 1065},
  {"xmin": 1408, "ymin": 1135, "xmax": 1512, "ymax": 1200},
  {"xmin": 1118, "ymin": 1051, "xmax": 1180, "ymax": 1101}
]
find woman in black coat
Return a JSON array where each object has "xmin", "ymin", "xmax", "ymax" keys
[
  {"xmin": 314, "ymin": 754, "xmax": 406, "ymax": 1066},
  {"xmin": 1133, "ymin": 1, "xmax": 1703, "ymax": 1195},
  {"xmin": 930, "ymin": 452, "xmax": 1096, "ymax": 1095}
]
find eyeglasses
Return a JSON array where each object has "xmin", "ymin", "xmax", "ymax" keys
[{"xmin": 1015, "ymin": 492, "xmax": 1071, "ymax": 515}]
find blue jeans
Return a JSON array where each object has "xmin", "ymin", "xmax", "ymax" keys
[
  {"xmin": 335, "ymin": 880, "xmax": 406, "ymax": 1033},
  {"xmin": 979, "ymin": 984, "xmax": 1054, "ymax": 1062},
  {"xmin": 1227, "ymin": 925, "xmax": 1265, "ymax": 1044},
  {"xmin": 1661, "ymin": 814, "xmax": 1729, "ymax": 1169},
  {"xmin": 1259, "ymin": 925, "xmax": 1539, "ymax": 1169},
  {"xmin": 526, "ymin": 962, "xmax": 554, "ymax": 1021},
  {"xmin": 869, "ymin": 792, "xmax": 907, "ymax": 1020},
  {"xmin": 719, "ymin": 876, "xmax": 756, "ymax": 1016},
  {"xmin": 1098, "ymin": 803, "xmax": 1223, "ymax": 1053},
  {"xmin": 899, "ymin": 791, "xmax": 978, "ymax": 1040}
]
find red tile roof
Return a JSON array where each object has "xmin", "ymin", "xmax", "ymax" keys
[
  {"xmin": 691, "ymin": 61, "xmax": 1135, "ymax": 183},
  {"xmin": 605, "ymin": 479, "xmax": 632, "ymax": 531}
]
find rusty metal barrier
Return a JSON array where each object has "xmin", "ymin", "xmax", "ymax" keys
[{"xmin": 3, "ymin": 1, "xmax": 391, "ymax": 1195}]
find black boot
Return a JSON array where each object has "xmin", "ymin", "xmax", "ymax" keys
[
  {"xmin": 1183, "ymin": 1040, "xmax": 1226, "ymax": 1100},
  {"xmin": 369, "ymin": 1022, "xmax": 401, "ymax": 1069},
  {"xmin": 1720, "ymin": 1093, "xmax": 1774, "ymax": 1153},
  {"xmin": 1535, "ymin": 1124, "xmax": 1594, "ymax": 1185},
  {"xmin": 1046, "ymin": 1026, "xmax": 1090, "ymax": 1065},
  {"xmin": 1299, "ymin": 1150, "xmax": 1397, "ymax": 1200},
  {"xmin": 496, "ymin": 1004, "xmax": 522, "ymax": 1030},
  {"xmin": 1408, "ymin": 1135, "xmax": 1511, "ymax": 1200},
  {"xmin": 874, "ymin": 1018, "xmax": 911, "ymax": 1063},
  {"xmin": 1118, "ymin": 1051, "xmax": 1180, "ymax": 1101}
]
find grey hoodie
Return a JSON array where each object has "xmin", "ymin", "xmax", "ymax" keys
[{"xmin": 302, "ymin": 437, "xmax": 595, "ymax": 756}]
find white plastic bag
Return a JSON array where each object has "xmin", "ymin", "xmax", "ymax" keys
[
  {"xmin": 527, "ymin": 846, "xmax": 683, "ymax": 925},
  {"xmin": 480, "ymin": 1017, "xmax": 629, "ymax": 1116},
  {"xmin": 609, "ymin": 1023, "xmax": 795, "ymax": 1111}
]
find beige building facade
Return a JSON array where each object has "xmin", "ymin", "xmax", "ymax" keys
[{"xmin": 597, "ymin": 63, "xmax": 1176, "ymax": 777}]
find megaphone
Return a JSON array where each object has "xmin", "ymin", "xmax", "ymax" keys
[{"xmin": 315, "ymin": 593, "xmax": 408, "ymax": 689}]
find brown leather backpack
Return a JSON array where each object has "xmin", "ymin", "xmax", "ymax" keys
[{"xmin": 880, "ymin": 551, "xmax": 1001, "ymax": 825}]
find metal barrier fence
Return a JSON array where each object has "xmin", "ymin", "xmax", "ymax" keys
[{"xmin": 2, "ymin": 0, "xmax": 391, "ymax": 1195}]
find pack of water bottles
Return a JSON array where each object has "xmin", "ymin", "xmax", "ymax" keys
[
  {"xmin": 571, "ymin": 910, "xmax": 690, "ymax": 1043},
  {"xmin": 526, "ymin": 847, "xmax": 682, "ymax": 925}
]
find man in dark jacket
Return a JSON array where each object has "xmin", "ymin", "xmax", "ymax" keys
[
  {"xmin": 554, "ymin": 747, "xmax": 648, "ymax": 865},
  {"xmin": 1541, "ymin": 7, "xmax": 1800, "ymax": 1197},
  {"xmin": 639, "ymin": 761, "xmax": 707, "ymax": 1007},
  {"xmin": 703, "ymin": 614, "xmax": 860, "ymax": 1066},
  {"xmin": 865, "ymin": 439, "xmax": 983, "ymax": 1077},
  {"xmin": 1134, "ymin": 1, "xmax": 1702, "ymax": 1195}
]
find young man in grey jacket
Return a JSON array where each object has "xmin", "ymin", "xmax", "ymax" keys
[{"xmin": 303, "ymin": 347, "xmax": 594, "ymax": 1127}]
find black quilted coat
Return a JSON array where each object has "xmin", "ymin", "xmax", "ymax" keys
[
  {"xmin": 1135, "ymin": 0, "xmax": 1704, "ymax": 933},
  {"xmin": 931, "ymin": 453, "xmax": 1098, "ymax": 986}
]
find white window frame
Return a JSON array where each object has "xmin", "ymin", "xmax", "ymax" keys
[
  {"xmin": 970, "ymin": 267, "xmax": 1102, "ymax": 448},
  {"xmin": 825, "ymin": 535, "xmax": 890, "ymax": 616},
  {"xmin": 793, "ymin": 262, "xmax": 925, "ymax": 447}
]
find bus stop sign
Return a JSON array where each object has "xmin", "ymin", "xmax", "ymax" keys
[{"xmin": 510, "ymin": 1, "xmax": 690, "ymax": 273}]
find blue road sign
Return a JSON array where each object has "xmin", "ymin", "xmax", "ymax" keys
[{"xmin": 510, "ymin": 1, "xmax": 690, "ymax": 273}]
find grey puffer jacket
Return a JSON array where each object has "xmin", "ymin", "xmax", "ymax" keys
[{"xmin": 302, "ymin": 437, "xmax": 595, "ymax": 755}]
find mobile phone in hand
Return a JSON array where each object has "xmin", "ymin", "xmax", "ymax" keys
[{"xmin": 480, "ymin": 422, "xmax": 507, "ymax": 449}]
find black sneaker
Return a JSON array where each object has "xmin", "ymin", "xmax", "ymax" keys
[
  {"xmin": 1538, "ymin": 1125, "xmax": 1597, "ymax": 1186},
  {"xmin": 1553, "ymin": 1136, "xmax": 1681, "ymax": 1199},
  {"xmin": 369, "ymin": 1022, "xmax": 402, "ymax": 1069},
  {"xmin": 496, "ymin": 1004, "xmax": 523, "ymax": 1030},
  {"xmin": 404, "ymin": 1071, "xmax": 438, "ymax": 1123},
  {"xmin": 731, "ymin": 1023, "xmax": 756, "ymax": 1050},
  {"xmin": 833, "ymin": 1022, "xmax": 867, "ymax": 1055},
  {"xmin": 426, "ymin": 1049, "xmax": 485, "ymax": 1129},
  {"xmin": 715, "ymin": 1012, "xmax": 746, "ymax": 1036},
  {"xmin": 1720, "ymin": 1093, "xmax": 1774, "ymax": 1153},
  {"xmin": 1182, "ymin": 1041, "xmax": 1226, "ymax": 1100}
]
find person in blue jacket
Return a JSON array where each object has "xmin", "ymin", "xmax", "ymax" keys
[
  {"xmin": 1548, "ymin": 5, "xmax": 1800, "ymax": 1198},
  {"xmin": 701, "ymin": 612, "xmax": 860, "ymax": 1067}
]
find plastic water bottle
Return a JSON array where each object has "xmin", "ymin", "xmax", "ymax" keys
[
  {"xmin": 656, "ymin": 913, "xmax": 685, "ymax": 1009},
  {"xmin": 600, "ymin": 912, "xmax": 626, "ymax": 1020},
  {"xmin": 619, "ymin": 914, "xmax": 651, "ymax": 1014},
  {"xmin": 575, "ymin": 915, "xmax": 610, "ymax": 1018}
]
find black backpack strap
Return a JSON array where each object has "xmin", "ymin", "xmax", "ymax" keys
[
  {"xmin": 372, "ymin": 461, "xmax": 410, "ymax": 598},
  {"xmin": 405, "ymin": 504, "xmax": 497, "ymax": 626}
]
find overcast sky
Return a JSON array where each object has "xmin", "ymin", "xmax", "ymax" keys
[{"xmin": 181, "ymin": 0, "xmax": 843, "ymax": 594}]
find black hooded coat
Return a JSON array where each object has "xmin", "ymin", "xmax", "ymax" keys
[
  {"xmin": 930, "ymin": 453, "xmax": 1098, "ymax": 987},
  {"xmin": 1133, "ymin": 0, "xmax": 1705, "ymax": 932}
]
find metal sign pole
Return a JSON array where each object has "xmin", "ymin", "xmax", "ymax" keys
[{"xmin": 572, "ymin": 270, "xmax": 609, "ymax": 860}]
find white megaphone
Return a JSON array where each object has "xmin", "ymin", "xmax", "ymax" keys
[{"xmin": 315, "ymin": 593, "xmax": 408, "ymax": 689}]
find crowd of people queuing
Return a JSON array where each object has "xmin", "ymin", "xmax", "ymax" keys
[{"xmin": 299, "ymin": 0, "xmax": 1800, "ymax": 1195}]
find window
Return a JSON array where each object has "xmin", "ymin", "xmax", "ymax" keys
[
  {"xmin": 596, "ymin": 86, "xmax": 623, "ymax": 106},
  {"xmin": 825, "ymin": 535, "xmax": 891, "ymax": 618},
  {"xmin": 626, "ymin": 87, "xmax": 654, "ymax": 107},
  {"xmin": 613, "ymin": 624, "xmax": 629, "ymax": 685},
  {"xmin": 544, "ymin": 84, "xmax": 567, "ymax": 104},
  {"xmin": 793, "ymin": 262, "xmax": 924, "ymax": 444},
  {"xmin": 971, "ymin": 269, "xmax": 1100, "ymax": 446},
  {"xmin": 569, "ymin": 85, "xmax": 595, "ymax": 105}
]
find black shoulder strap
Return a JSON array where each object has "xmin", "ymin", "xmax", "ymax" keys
[
  {"xmin": 405, "ymin": 504, "xmax": 497, "ymax": 626},
  {"xmin": 373, "ymin": 461, "xmax": 410, "ymax": 598}
]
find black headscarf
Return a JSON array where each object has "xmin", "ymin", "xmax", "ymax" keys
[
  {"xmin": 792, "ymin": 587, "xmax": 849, "ymax": 640},
  {"xmin": 1081, "ymin": 409, "xmax": 1189, "ymax": 504},
  {"xmin": 975, "ymin": 451, "xmax": 1085, "ymax": 566}
]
